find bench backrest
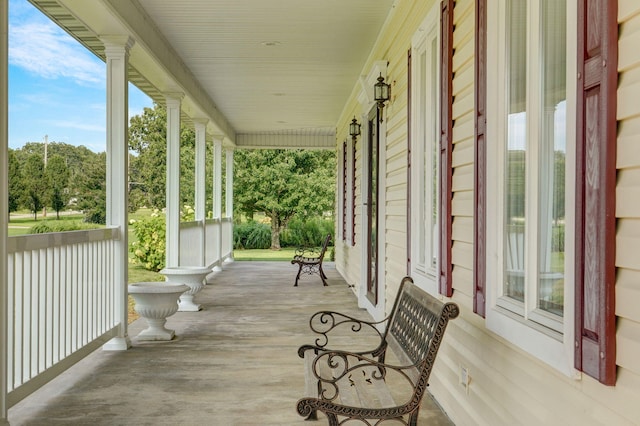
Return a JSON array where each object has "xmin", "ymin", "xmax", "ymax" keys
[
  {"xmin": 317, "ymin": 234, "xmax": 331, "ymax": 261},
  {"xmin": 383, "ymin": 277, "xmax": 459, "ymax": 393}
]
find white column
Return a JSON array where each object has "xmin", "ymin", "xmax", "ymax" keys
[
  {"xmin": 1, "ymin": 1, "xmax": 9, "ymax": 422},
  {"xmin": 102, "ymin": 36, "xmax": 134, "ymax": 351},
  {"xmin": 225, "ymin": 148, "xmax": 234, "ymax": 262},
  {"xmin": 213, "ymin": 137, "xmax": 223, "ymax": 219},
  {"xmin": 165, "ymin": 93, "xmax": 183, "ymax": 268},
  {"xmin": 225, "ymin": 148, "xmax": 234, "ymax": 219},
  {"xmin": 212, "ymin": 137, "xmax": 223, "ymax": 270},
  {"xmin": 194, "ymin": 119, "xmax": 207, "ymax": 266}
]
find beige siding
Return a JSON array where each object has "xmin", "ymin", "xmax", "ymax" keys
[
  {"xmin": 613, "ymin": 3, "xmax": 640, "ymax": 422},
  {"xmin": 449, "ymin": 0, "xmax": 476, "ymax": 322},
  {"xmin": 335, "ymin": 1, "xmax": 640, "ymax": 425},
  {"xmin": 336, "ymin": 0, "xmax": 438, "ymax": 308},
  {"xmin": 431, "ymin": 1, "xmax": 640, "ymax": 426}
]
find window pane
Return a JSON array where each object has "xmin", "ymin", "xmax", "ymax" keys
[
  {"xmin": 503, "ymin": 0, "xmax": 527, "ymax": 302},
  {"xmin": 537, "ymin": 0, "xmax": 566, "ymax": 316}
]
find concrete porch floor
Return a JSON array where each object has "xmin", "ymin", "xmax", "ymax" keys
[{"xmin": 8, "ymin": 261, "xmax": 454, "ymax": 425}]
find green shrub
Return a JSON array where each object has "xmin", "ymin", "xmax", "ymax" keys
[
  {"xmin": 129, "ymin": 210, "xmax": 166, "ymax": 272},
  {"xmin": 281, "ymin": 217, "xmax": 334, "ymax": 247},
  {"xmin": 180, "ymin": 204, "xmax": 195, "ymax": 222},
  {"xmin": 29, "ymin": 220, "xmax": 100, "ymax": 234},
  {"xmin": 84, "ymin": 208, "xmax": 106, "ymax": 224},
  {"xmin": 233, "ymin": 221, "xmax": 271, "ymax": 249}
]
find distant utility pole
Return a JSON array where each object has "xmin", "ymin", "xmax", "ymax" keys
[{"xmin": 43, "ymin": 134, "xmax": 48, "ymax": 218}]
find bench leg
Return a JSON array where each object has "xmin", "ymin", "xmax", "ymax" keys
[
  {"xmin": 319, "ymin": 265, "xmax": 328, "ymax": 286},
  {"xmin": 304, "ymin": 410, "xmax": 318, "ymax": 421},
  {"xmin": 294, "ymin": 264, "xmax": 303, "ymax": 287}
]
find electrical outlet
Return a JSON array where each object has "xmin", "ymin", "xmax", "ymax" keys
[{"xmin": 459, "ymin": 366, "xmax": 470, "ymax": 394}]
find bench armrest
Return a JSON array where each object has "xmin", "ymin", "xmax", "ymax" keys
[
  {"xmin": 312, "ymin": 349, "xmax": 416, "ymax": 388},
  {"xmin": 297, "ymin": 349, "xmax": 418, "ymax": 417},
  {"xmin": 294, "ymin": 245, "xmax": 322, "ymax": 258},
  {"xmin": 297, "ymin": 311, "xmax": 390, "ymax": 358}
]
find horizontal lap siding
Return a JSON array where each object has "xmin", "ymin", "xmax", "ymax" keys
[
  {"xmin": 433, "ymin": 1, "xmax": 640, "ymax": 425},
  {"xmin": 374, "ymin": 1, "xmax": 435, "ymax": 311},
  {"xmin": 614, "ymin": 3, "xmax": 640, "ymax": 419},
  {"xmin": 428, "ymin": 0, "xmax": 489, "ymax": 422},
  {"xmin": 450, "ymin": 0, "xmax": 475, "ymax": 309},
  {"xmin": 339, "ymin": 1, "xmax": 640, "ymax": 424}
]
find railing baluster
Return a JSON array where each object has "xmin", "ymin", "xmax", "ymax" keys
[{"xmin": 4, "ymin": 228, "xmax": 126, "ymax": 402}]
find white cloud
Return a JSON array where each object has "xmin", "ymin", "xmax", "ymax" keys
[
  {"xmin": 9, "ymin": 20, "xmax": 104, "ymax": 86},
  {"xmin": 44, "ymin": 119, "xmax": 105, "ymax": 133}
]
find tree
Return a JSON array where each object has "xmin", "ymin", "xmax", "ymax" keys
[
  {"xmin": 45, "ymin": 154, "xmax": 70, "ymax": 219},
  {"xmin": 76, "ymin": 152, "xmax": 106, "ymax": 224},
  {"xmin": 129, "ymin": 105, "xmax": 167, "ymax": 208},
  {"xmin": 129, "ymin": 103, "xmax": 196, "ymax": 210},
  {"xmin": 16, "ymin": 141, "xmax": 95, "ymax": 198},
  {"xmin": 8, "ymin": 149, "xmax": 23, "ymax": 213},
  {"xmin": 234, "ymin": 149, "xmax": 335, "ymax": 249},
  {"xmin": 21, "ymin": 154, "xmax": 47, "ymax": 220}
]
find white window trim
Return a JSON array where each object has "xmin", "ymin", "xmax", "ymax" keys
[
  {"xmin": 485, "ymin": 0, "xmax": 579, "ymax": 378},
  {"xmin": 410, "ymin": 5, "xmax": 440, "ymax": 296}
]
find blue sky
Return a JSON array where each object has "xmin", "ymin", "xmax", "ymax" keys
[{"xmin": 8, "ymin": 0, "xmax": 153, "ymax": 152}]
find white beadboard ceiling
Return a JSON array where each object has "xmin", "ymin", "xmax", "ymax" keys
[{"xmin": 29, "ymin": 0, "xmax": 396, "ymax": 148}]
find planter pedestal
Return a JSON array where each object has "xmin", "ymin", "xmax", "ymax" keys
[
  {"xmin": 128, "ymin": 282, "xmax": 189, "ymax": 341},
  {"xmin": 160, "ymin": 266, "xmax": 211, "ymax": 312}
]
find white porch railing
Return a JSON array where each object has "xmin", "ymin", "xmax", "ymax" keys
[
  {"xmin": 204, "ymin": 219, "xmax": 220, "ymax": 267},
  {"xmin": 221, "ymin": 218, "xmax": 233, "ymax": 261},
  {"xmin": 179, "ymin": 217, "xmax": 233, "ymax": 269},
  {"xmin": 5, "ymin": 228, "xmax": 121, "ymax": 407},
  {"xmin": 178, "ymin": 220, "xmax": 205, "ymax": 267}
]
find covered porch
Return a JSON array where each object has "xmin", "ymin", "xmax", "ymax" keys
[
  {"xmin": 0, "ymin": 0, "xmax": 409, "ymax": 423},
  {"xmin": 7, "ymin": 261, "xmax": 452, "ymax": 425}
]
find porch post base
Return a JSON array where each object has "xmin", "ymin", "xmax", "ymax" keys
[{"xmin": 103, "ymin": 336, "xmax": 132, "ymax": 351}]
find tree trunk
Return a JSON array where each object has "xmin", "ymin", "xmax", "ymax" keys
[{"xmin": 270, "ymin": 214, "xmax": 281, "ymax": 250}]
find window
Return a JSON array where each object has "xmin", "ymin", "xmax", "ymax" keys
[
  {"xmin": 410, "ymin": 7, "xmax": 440, "ymax": 295},
  {"xmin": 485, "ymin": 0, "xmax": 576, "ymax": 374}
]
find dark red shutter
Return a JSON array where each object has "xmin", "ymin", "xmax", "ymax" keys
[
  {"xmin": 407, "ymin": 48, "xmax": 412, "ymax": 275},
  {"xmin": 575, "ymin": 0, "xmax": 617, "ymax": 385},
  {"xmin": 439, "ymin": 0, "xmax": 454, "ymax": 297},
  {"xmin": 352, "ymin": 136, "xmax": 357, "ymax": 246},
  {"xmin": 342, "ymin": 140, "xmax": 348, "ymax": 242},
  {"xmin": 474, "ymin": 0, "xmax": 486, "ymax": 316}
]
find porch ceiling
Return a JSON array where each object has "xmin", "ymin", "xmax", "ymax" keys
[{"xmin": 28, "ymin": 0, "xmax": 396, "ymax": 148}]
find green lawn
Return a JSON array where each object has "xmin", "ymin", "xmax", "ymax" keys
[
  {"xmin": 233, "ymin": 247, "xmax": 297, "ymax": 261},
  {"xmin": 8, "ymin": 212, "xmax": 89, "ymax": 236}
]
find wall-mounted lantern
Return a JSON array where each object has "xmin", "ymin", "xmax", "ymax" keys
[
  {"xmin": 349, "ymin": 117, "xmax": 361, "ymax": 141},
  {"xmin": 374, "ymin": 73, "xmax": 391, "ymax": 121}
]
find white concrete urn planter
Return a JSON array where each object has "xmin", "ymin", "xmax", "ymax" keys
[
  {"xmin": 159, "ymin": 266, "xmax": 211, "ymax": 312},
  {"xmin": 128, "ymin": 282, "xmax": 189, "ymax": 341}
]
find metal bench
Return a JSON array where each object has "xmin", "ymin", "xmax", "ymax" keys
[
  {"xmin": 291, "ymin": 234, "xmax": 331, "ymax": 286},
  {"xmin": 296, "ymin": 276, "xmax": 459, "ymax": 425}
]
